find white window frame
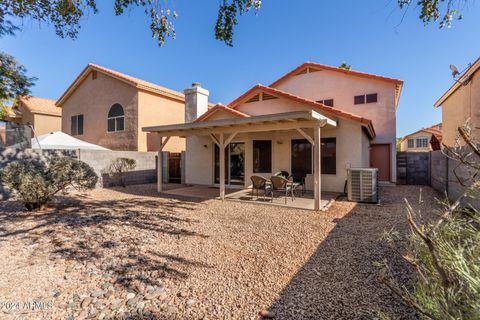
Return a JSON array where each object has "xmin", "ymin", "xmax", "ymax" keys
[
  {"xmin": 416, "ymin": 137, "xmax": 428, "ymax": 148},
  {"xmin": 107, "ymin": 115, "xmax": 125, "ymax": 133},
  {"xmin": 107, "ymin": 104, "xmax": 125, "ymax": 133},
  {"xmin": 407, "ymin": 139, "xmax": 414, "ymax": 148}
]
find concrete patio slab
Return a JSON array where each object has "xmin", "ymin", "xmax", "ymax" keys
[{"xmin": 162, "ymin": 184, "xmax": 339, "ymax": 210}]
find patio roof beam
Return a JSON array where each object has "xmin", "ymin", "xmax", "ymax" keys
[
  {"xmin": 219, "ymin": 133, "xmax": 226, "ymax": 201},
  {"xmin": 143, "ymin": 111, "xmax": 337, "ymax": 137},
  {"xmin": 296, "ymin": 128, "xmax": 314, "ymax": 145},
  {"xmin": 313, "ymin": 125, "xmax": 321, "ymax": 210},
  {"xmin": 223, "ymin": 132, "xmax": 238, "ymax": 147},
  {"xmin": 157, "ymin": 135, "xmax": 171, "ymax": 193},
  {"xmin": 153, "ymin": 120, "xmax": 328, "ymax": 138},
  {"xmin": 210, "ymin": 134, "xmax": 220, "ymax": 147}
]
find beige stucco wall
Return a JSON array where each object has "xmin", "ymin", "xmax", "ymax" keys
[
  {"xmin": 273, "ymin": 69, "xmax": 398, "ymax": 182},
  {"xmin": 8, "ymin": 105, "xmax": 61, "ymax": 137},
  {"xmin": 32, "ymin": 113, "xmax": 62, "ymax": 136},
  {"xmin": 361, "ymin": 129, "xmax": 371, "ymax": 166},
  {"xmin": 61, "ymin": 71, "xmax": 139, "ymax": 150},
  {"xmin": 185, "ymin": 118, "xmax": 368, "ymax": 193},
  {"xmin": 440, "ymin": 71, "xmax": 480, "ymax": 147},
  {"xmin": 137, "ymin": 90, "xmax": 185, "ymax": 152},
  {"xmin": 16, "ymin": 105, "xmax": 34, "ymax": 133},
  {"xmin": 400, "ymin": 131, "xmax": 433, "ymax": 152}
]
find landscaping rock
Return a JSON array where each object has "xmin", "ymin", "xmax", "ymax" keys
[
  {"xmin": 0, "ymin": 184, "xmax": 437, "ymax": 319},
  {"xmin": 81, "ymin": 297, "xmax": 92, "ymax": 308},
  {"xmin": 104, "ymin": 290, "xmax": 114, "ymax": 299},
  {"xmin": 259, "ymin": 310, "xmax": 275, "ymax": 318},
  {"xmin": 91, "ymin": 289, "xmax": 105, "ymax": 298}
]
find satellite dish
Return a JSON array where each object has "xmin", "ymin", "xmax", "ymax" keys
[{"xmin": 450, "ymin": 64, "xmax": 460, "ymax": 78}]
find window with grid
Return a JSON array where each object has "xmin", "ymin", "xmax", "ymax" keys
[
  {"xmin": 407, "ymin": 139, "xmax": 414, "ymax": 148},
  {"xmin": 416, "ymin": 137, "xmax": 428, "ymax": 148},
  {"xmin": 107, "ymin": 104, "xmax": 125, "ymax": 132},
  {"xmin": 354, "ymin": 93, "xmax": 378, "ymax": 105}
]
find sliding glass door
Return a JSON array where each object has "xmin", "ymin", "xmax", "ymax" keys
[
  {"xmin": 214, "ymin": 142, "xmax": 245, "ymax": 185},
  {"xmin": 291, "ymin": 139, "xmax": 312, "ymax": 177}
]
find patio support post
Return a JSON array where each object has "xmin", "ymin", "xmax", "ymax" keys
[
  {"xmin": 313, "ymin": 124, "xmax": 322, "ymax": 210},
  {"xmin": 219, "ymin": 133, "xmax": 226, "ymax": 200},
  {"xmin": 157, "ymin": 135, "xmax": 171, "ymax": 193}
]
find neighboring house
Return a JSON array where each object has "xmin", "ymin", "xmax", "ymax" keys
[
  {"xmin": 435, "ymin": 57, "xmax": 480, "ymax": 146},
  {"xmin": 0, "ymin": 120, "xmax": 32, "ymax": 148},
  {"xmin": 144, "ymin": 62, "xmax": 403, "ymax": 204},
  {"xmin": 6, "ymin": 96, "xmax": 62, "ymax": 136},
  {"xmin": 399, "ymin": 123, "xmax": 443, "ymax": 152},
  {"xmin": 56, "ymin": 64, "xmax": 188, "ymax": 152}
]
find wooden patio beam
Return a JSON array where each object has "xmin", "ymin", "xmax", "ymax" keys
[
  {"xmin": 219, "ymin": 133, "xmax": 226, "ymax": 201},
  {"xmin": 313, "ymin": 125, "xmax": 322, "ymax": 210},
  {"xmin": 157, "ymin": 135, "xmax": 171, "ymax": 193},
  {"xmin": 296, "ymin": 128, "xmax": 314, "ymax": 145},
  {"xmin": 154, "ymin": 120, "xmax": 325, "ymax": 138}
]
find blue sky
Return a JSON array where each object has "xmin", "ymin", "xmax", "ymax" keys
[{"xmin": 2, "ymin": 1, "xmax": 479, "ymax": 136}]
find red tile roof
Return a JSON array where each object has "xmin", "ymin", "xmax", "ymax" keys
[
  {"xmin": 195, "ymin": 104, "xmax": 249, "ymax": 122},
  {"xmin": 18, "ymin": 96, "xmax": 61, "ymax": 116},
  {"xmin": 270, "ymin": 61, "xmax": 404, "ymax": 87},
  {"xmin": 401, "ymin": 123, "xmax": 443, "ymax": 142},
  {"xmin": 228, "ymin": 84, "xmax": 376, "ymax": 139},
  {"xmin": 56, "ymin": 64, "xmax": 185, "ymax": 106}
]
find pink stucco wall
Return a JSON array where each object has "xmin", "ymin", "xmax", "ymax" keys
[
  {"xmin": 270, "ymin": 69, "xmax": 399, "ymax": 182},
  {"xmin": 273, "ymin": 69, "xmax": 397, "ymax": 144}
]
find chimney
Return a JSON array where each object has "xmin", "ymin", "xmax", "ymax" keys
[{"xmin": 184, "ymin": 82, "xmax": 209, "ymax": 123}]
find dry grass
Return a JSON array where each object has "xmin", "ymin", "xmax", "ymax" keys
[{"xmin": 0, "ymin": 184, "xmax": 440, "ymax": 319}]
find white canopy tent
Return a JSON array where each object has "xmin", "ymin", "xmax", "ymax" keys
[{"xmin": 31, "ymin": 131, "xmax": 109, "ymax": 150}]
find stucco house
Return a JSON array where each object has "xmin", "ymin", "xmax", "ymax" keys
[
  {"xmin": 56, "ymin": 64, "xmax": 188, "ymax": 152},
  {"xmin": 6, "ymin": 96, "xmax": 62, "ymax": 136},
  {"xmin": 399, "ymin": 123, "xmax": 442, "ymax": 152},
  {"xmin": 435, "ymin": 57, "xmax": 480, "ymax": 146},
  {"xmin": 144, "ymin": 62, "xmax": 403, "ymax": 209}
]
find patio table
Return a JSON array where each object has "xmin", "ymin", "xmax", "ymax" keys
[{"xmin": 266, "ymin": 179, "xmax": 301, "ymax": 202}]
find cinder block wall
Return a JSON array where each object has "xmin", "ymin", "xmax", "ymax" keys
[
  {"xmin": 396, "ymin": 152, "xmax": 430, "ymax": 185},
  {"xmin": 430, "ymin": 150, "xmax": 448, "ymax": 194},
  {"xmin": 77, "ymin": 149, "xmax": 159, "ymax": 187},
  {"xmin": 430, "ymin": 149, "xmax": 479, "ymax": 208},
  {"xmin": 0, "ymin": 148, "xmax": 167, "ymax": 199}
]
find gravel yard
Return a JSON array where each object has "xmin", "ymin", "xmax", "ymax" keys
[{"xmin": 0, "ymin": 184, "xmax": 439, "ymax": 319}]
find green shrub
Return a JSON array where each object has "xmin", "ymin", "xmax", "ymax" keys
[{"xmin": 0, "ymin": 156, "xmax": 98, "ymax": 210}]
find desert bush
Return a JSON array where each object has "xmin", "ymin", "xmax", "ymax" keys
[
  {"xmin": 102, "ymin": 157, "xmax": 136, "ymax": 187},
  {"xmin": 379, "ymin": 124, "xmax": 479, "ymax": 320},
  {"xmin": 0, "ymin": 156, "xmax": 98, "ymax": 210}
]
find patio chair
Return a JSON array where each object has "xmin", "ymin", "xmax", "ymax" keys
[
  {"xmin": 273, "ymin": 171, "xmax": 290, "ymax": 179},
  {"xmin": 290, "ymin": 173, "xmax": 306, "ymax": 196},
  {"xmin": 270, "ymin": 175, "xmax": 299, "ymax": 204},
  {"xmin": 250, "ymin": 175, "xmax": 270, "ymax": 200}
]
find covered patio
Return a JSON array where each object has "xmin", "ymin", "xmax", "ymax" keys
[
  {"xmin": 161, "ymin": 184, "xmax": 339, "ymax": 210},
  {"xmin": 143, "ymin": 110, "xmax": 337, "ymax": 210}
]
